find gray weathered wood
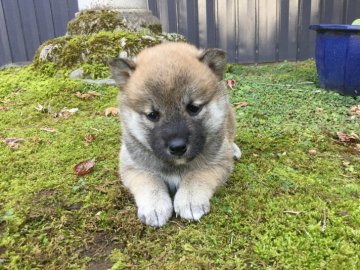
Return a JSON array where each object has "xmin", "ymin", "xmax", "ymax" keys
[
  {"xmin": 0, "ymin": 0, "xmax": 12, "ymax": 65},
  {"xmin": 50, "ymin": 0, "xmax": 71, "ymax": 36},
  {"xmin": 18, "ymin": 0, "xmax": 40, "ymax": 61},
  {"xmin": 34, "ymin": 0, "xmax": 56, "ymax": 44},
  {"xmin": 2, "ymin": 0, "xmax": 360, "ymax": 66},
  {"xmin": 2, "ymin": 0, "xmax": 27, "ymax": 62}
]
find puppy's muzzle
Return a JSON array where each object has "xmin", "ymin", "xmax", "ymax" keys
[{"xmin": 168, "ymin": 138, "xmax": 187, "ymax": 156}]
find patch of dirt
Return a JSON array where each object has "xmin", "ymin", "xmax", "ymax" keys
[
  {"xmin": 65, "ymin": 202, "xmax": 83, "ymax": 211},
  {"xmin": 0, "ymin": 247, "xmax": 5, "ymax": 256},
  {"xmin": 33, "ymin": 188, "xmax": 58, "ymax": 200},
  {"xmin": 27, "ymin": 188, "xmax": 64, "ymax": 222},
  {"xmin": 80, "ymin": 232, "xmax": 120, "ymax": 270},
  {"xmin": 0, "ymin": 220, "xmax": 4, "ymax": 235},
  {"xmin": 88, "ymin": 261, "xmax": 113, "ymax": 270}
]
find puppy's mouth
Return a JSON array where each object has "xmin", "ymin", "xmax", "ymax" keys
[
  {"xmin": 173, "ymin": 158, "xmax": 188, "ymax": 165},
  {"xmin": 159, "ymin": 147, "xmax": 199, "ymax": 166}
]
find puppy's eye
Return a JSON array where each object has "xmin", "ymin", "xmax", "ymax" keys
[
  {"xmin": 146, "ymin": 111, "xmax": 160, "ymax": 122},
  {"xmin": 186, "ymin": 104, "xmax": 202, "ymax": 116}
]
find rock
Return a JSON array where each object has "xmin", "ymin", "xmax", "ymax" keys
[
  {"xmin": 68, "ymin": 9, "xmax": 162, "ymax": 36},
  {"xmin": 32, "ymin": 9, "xmax": 185, "ymax": 79},
  {"xmin": 67, "ymin": 10, "xmax": 127, "ymax": 35},
  {"xmin": 82, "ymin": 79, "xmax": 116, "ymax": 85},
  {"xmin": 118, "ymin": 51, "xmax": 128, "ymax": 58},
  {"xmin": 39, "ymin": 44, "xmax": 61, "ymax": 61},
  {"xmin": 118, "ymin": 11, "xmax": 162, "ymax": 34},
  {"xmin": 69, "ymin": 68, "xmax": 85, "ymax": 79}
]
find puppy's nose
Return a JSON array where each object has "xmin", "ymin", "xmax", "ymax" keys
[{"xmin": 168, "ymin": 138, "xmax": 187, "ymax": 156}]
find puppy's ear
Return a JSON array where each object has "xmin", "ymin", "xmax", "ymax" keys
[
  {"xmin": 108, "ymin": 58, "xmax": 136, "ymax": 89},
  {"xmin": 199, "ymin": 49, "xmax": 227, "ymax": 81}
]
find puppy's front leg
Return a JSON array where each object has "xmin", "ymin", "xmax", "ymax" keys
[
  {"xmin": 122, "ymin": 169, "xmax": 173, "ymax": 227},
  {"xmin": 174, "ymin": 166, "xmax": 229, "ymax": 221}
]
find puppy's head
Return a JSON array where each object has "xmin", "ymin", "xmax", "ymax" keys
[{"xmin": 109, "ymin": 42, "xmax": 228, "ymax": 165}]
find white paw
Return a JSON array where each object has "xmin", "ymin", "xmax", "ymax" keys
[
  {"xmin": 174, "ymin": 189, "xmax": 210, "ymax": 221},
  {"xmin": 233, "ymin": 143, "xmax": 241, "ymax": 160},
  {"xmin": 137, "ymin": 195, "xmax": 173, "ymax": 227}
]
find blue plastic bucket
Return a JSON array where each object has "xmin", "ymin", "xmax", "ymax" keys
[{"xmin": 309, "ymin": 24, "xmax": 360, "ymax": 96}]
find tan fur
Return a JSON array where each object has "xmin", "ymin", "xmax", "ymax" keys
[{"xmin": 109, "ymin": 42, "xmax": 240, "ymax": 227}]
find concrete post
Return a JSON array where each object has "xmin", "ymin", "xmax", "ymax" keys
[
  {"xmin": 76, "ymin": 0, "xmax": 161, "ymax": 33},
  {"xmin": 78, "ymin": 0, "xmax": 148, "ymax": 12}
]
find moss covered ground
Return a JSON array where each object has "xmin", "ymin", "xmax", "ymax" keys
[{"xmin": 0, "ymin": 61, "xmax": 359, "ymax": 269}]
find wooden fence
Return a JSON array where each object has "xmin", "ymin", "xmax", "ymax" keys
[
  {"xmin": 148, "ymin": 0, "xmax": 360, "ymax": 63},
  {"xmin": 1, "ymin": 0, "xmax": 360, "ymax": 66},
  {"xmin": 0, "ymin": 0, "xmax": 78, "ymax": 66}
]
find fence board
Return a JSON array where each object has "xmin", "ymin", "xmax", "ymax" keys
[
  {"xmin": 258, "ymin": 0, "xmax": 278, "ymax": 62},
  {"xmin": 298, "ymin": 0, "xmax": 312, "ymax": 60},
  {"xmin": 34, "ymin": 0, "xmax": 55, "ymax": 44},
  {"xmin": 186, "ymin": 0, "xmax": 199, "ymax": 46},
  {"xmin": 67, "ymin": 0, "xmax": 79, "ymax": 20},
  {"xmin": 237, "ymin": 0, "xmax": 256, "ymax": 63},
  {"xmin": 197, "ymin": 0, "xmax": 207, "ymax": 48},
  {"xmin": 18, "ymin": 1, "xmax": 40, "ymax": 61},
  {"xmin": 148, "ymin": 0, "xmax": 158, "ymax": 19},
  {"xmin": 2, "ymin": 0, "xmax": 360, "ymax": 66},
  {"xmin": 167, "ymin": 0, "xmax": 177, "ymax": 33},
  {"xmin": 216, "ymin": 0, "xmax": 227, "ymax": 51},
  {"xmin": 50, "ymin": 0, "xmax": 71, "ymax": 36},
  {"xmin": 345, "ymin": 0, "xmax": 360, "ymax": 24},
  {"xmin": 0, "ymin": 0, "xmax": 11, "ymax": 65},
  {"xmin": 225, "ymin": 0, "xmax": 236, "ymax": 63},
  {"xmin": 205, "ymin": 0, "xmax": 216, "ymax": 48},
  {"xmin": 155, "ymin": 0, "xmax": 169, "ymax": 32},
  {"xmin": 2, "ymin": 0, "xmax": 27, "ymax": 62}
]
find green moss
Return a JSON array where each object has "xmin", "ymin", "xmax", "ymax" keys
[
  {"xmin": 33, "ymin": 30, "xmax": 185, "ymax": 79},
  {"xmin": 67, "ymin": 10, "xmax": 127, "ymax": 36},
  {"xmin": 1, "ymin": 61, "xmax": 359, "ymax": 269},
  {"xmin": 144, "ymin": 23, "xmax": 162, "ymax": 35}
]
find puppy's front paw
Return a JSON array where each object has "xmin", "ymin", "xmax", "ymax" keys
[
  {"xmin": 233, "ymin": 143, "xmax": 241, "ymax": 160},
  {"xmin": 137, "ymin": 195, "xmax": 173, "ymax": 227},
  {"xmin": 174, "ymin": 189, "xmax": 210, "ymax": 221}
]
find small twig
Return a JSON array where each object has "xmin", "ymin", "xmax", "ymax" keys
[
  {"xmin": 169, "ymin": 220, "xmax": 184, "ymax": 228},
  {"xmin": 230, "ymin": 232, "xmax": 234, "ymax": 246},
  {"xmin": 321, "ymin": 209, "xmax": 327, "ymax": 233},
  {"xmin": 303, "ymin": 229, "xmax": 313, "ymax": 239},
  {"xmin": 296, "ymin": 81, "xmax": 314, "ymax": 85},
  {"xmin": 254, "ymin": 178, "xmax": 271, "ymax": 187},
  {"xmin": 283, "ymin": 210, "xmax": 303, "ymax": 215}
]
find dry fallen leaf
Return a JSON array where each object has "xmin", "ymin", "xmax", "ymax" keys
[
  {"xmin": 40, "ymin": 127, "xmax": 57, "ymax": 133},
  {"xmin": 3, "ymin": 138, "xmax": 24, "ymax": 149},
  {"xmin": 75, "ymin": 91, "xmax": 101, "ymax": 100},
  {"xmin": 1, "ymin": 97, "xmax": 11, "ymax": 104},
  {"xmin": 73, "ymin": 158, "xmax": 95, "ymax": 176},
  {"xmin": 234, "ymin": 101, "xmax": 248, "ymax": 109},
  {"xmin": 84, "ymin": 134, "xmax": 96, "ymax": 144},
  {"xmin": 336, "ymin": 132, "xmax": 359, "ymax": 142},
  {"xmin": 88, "ymin": 90, "xmax": 101, "ymax": 96},
  {"xmin": 227, "ymin": 80, "xmax": 236, "ymax": 89},
  {"xmin": 94, "ymin": 186, "xmax": 107, "ymax": 193},
  {"xmin": 105, "ymin": 107, "xmax": 119, "ymax": 117},
  {"xmin": 0, "ymin": 106, "xmax": 8, "ymax": 111},
  {"xmin": 350, "ymin": 105, "xmax": 360, "ymax": 115},
  {"xmin": 355, "ymin": 144, "xmax": 360, "ymax": 151}
]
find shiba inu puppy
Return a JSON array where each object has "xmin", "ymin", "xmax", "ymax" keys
[{"xmin": 109, "ymin": 42, "xmax": 241, "ymax": 227}]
